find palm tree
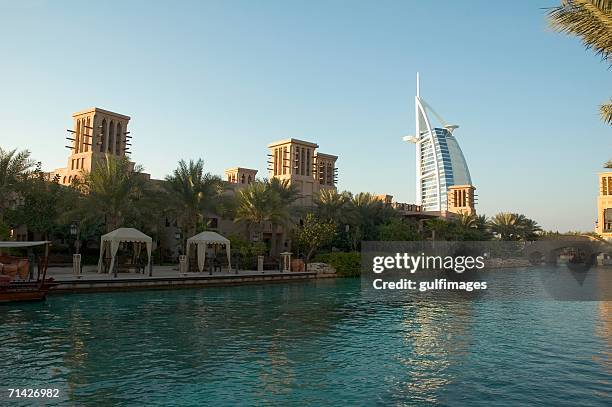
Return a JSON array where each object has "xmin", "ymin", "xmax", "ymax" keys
[
  {"xmin": 235, "ymin": 181, "xmax": 295, "ymax": 255},
  {"xmin": 520, "ymin": 217, "xmax": 543, "ymax": 240},
  {"xmin": 81, "ymin": 155, "xmax": 145, "ymax": 232},
  {"xmin": 547, "ymin": 0, "xmax": 612, "ymax": 124},
  {"xmin": 0, "ymin": 148, "xmax": 35, "ymax": 221},
  {"xmin": 424, "ymin": 218, "xmax": 450, "ymax": 241},
  {"xmin": 164, "ymin": 159, "xmax": 224, "ymax": 246},
  {"xmin": 602, "ymin": 100, "xmax": 612, "ymax": 124},
  {"xmin": 267, "ymin": 178, "xmax": 300, "ymax": 206},
  {"xmin": 315, "ymin": 189, "xmax": 350, "ymax": 222},
  {"xmin": 476, "ymin": 214, "xmax": 489, "ymax": 230},
  {"xmin": 350, "ymin": 192, "xmax": 378, "ymax": 208},
  {"xmin": 5, "ymin": 164, "xmax": 69, "ymax": 241},
  {"xmin": 449, "ymin": 212, "xmax": 496, "ymax": 241},
  {"xmin": 488, "ymin": 212, "xmax": 542, "ymax": 241},
  {"xmin": 235, "ymin": 181, "xmax": 272, "ymax": 241},
  {"xmin": 265, "ymin": 178, "xmax": 300, "ymax": 253},
  {"xmin": 345, "ymin": 192, "xmax": 384, "ymax": 249},
  {"xmin": 457, "ymin": 212, "xmax": 478, "ymax": 229},
  {"xmin": 489, "ymin": 212, "xmax": 521, "ymax": 240},
  {"xmin": 130, "ymin": 180, "xmax": 176, "ymax": 263},
  {"xmin": 235, "ymin": 179, "xmax": 298, "ymax": 255}
]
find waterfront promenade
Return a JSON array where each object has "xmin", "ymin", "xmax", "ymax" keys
[{"xmin": 46, "ymin": 266, "xmax": 321, "ymax": 294}]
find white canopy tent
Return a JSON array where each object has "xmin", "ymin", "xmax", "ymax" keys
[
  {"xmin": 186, "ymin": 231, "xmax": 231, "ymax": 272},
  {"xmin": 97, "ymin": 228, "xmax": 152, "ymax": 276}
]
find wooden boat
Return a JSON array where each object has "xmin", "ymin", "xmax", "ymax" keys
[
  {"xmin": 0, "ymin": 277, "xmax": 59, "ymax": 303},
  {"xmin": 0, "ymin": 241, "xmax": 58, "ymax": 304}
]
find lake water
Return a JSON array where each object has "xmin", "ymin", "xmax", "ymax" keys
[{"xmin": 0, "ymin": 270, "xmax": 611, "ymax": 406}]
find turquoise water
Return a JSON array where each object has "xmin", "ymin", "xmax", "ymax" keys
[{"xmin": 0, "ymin": 273, "xmax": 611, "ymax": 406}]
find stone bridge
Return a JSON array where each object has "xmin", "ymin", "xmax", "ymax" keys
[{"xmin": 523, "ymin": 235, "xmax": 612, "ymax": 266}]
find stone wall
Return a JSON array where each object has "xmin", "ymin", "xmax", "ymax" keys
[{"xmin": 307, "ymin": 262, "xmax": 336, "ymax": 275}]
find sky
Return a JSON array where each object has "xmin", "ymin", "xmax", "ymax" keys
[{"xmin": 0, "ymin": 0, "xmax": 610, "ymax": 232}]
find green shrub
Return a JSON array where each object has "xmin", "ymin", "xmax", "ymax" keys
[
  {"xmin": 0, "ymin": 221, "xmax": 8, "ymax": 240},
  {"xmin": 313, "ymin": 251, "xmax": 361, "ymax": 277}
]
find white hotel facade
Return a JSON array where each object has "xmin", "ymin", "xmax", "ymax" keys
[{"xmin": 404, "ymin": 74, "xmax": 475, "ymax": 215}]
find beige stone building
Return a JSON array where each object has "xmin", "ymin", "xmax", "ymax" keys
[
  {"xmin": 447, "ymin": 184, "xmax": 476, "ymax": 216},
  {"xmin": 374, "ymin": 187, "xmax": 477, "ymax": 219},
  {"xmin": 374, "ymin": 194, "xmax": 394, "ymax": 206},
  {"xmin": 596, "ymin": 171, "xmax": 612, "ymax": 239},
  {"xmin": 51, "ymin": 107, "xmax": 138, "ymax": 185},
  {"xmin": 224, "ymin": 167, "xmax": 258, "ymax": 187},
  {"xmin": 268, "ymin": 138, "xmax": 337, "ymax": 206}
]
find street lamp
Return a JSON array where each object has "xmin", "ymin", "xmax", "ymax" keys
[
  {"xmin": 70, "ymin": 221, "xmax": 82, "ymax": 276},
  {"xmin": 344, "ymin": 224, "xmax": 352, "ymax": 251},
  {"xmin": 70, "ymin": 222, "xmax": 81, "ymax": 254},
  {"xmin": 175, "ymin": 231, "xmax": 183, "ymax": 258}
]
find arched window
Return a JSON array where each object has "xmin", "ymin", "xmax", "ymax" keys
[
  {"xmin": 248, "ymin": 175, "xmax": 252, "ymax": 184},
  {"xmin": 108, "ymin": 120, "xmax": 115, "ymax": 154},
  {"xmin": 84, "ymin": 117, "xmax": 91, "ymax": 152},
  {"xmin": 283, "ymin": 147, "xmax": 288, "ymax": 174},
  {"xmin": 241, "ymin": 174, "xmax": 245, "ymax": 184},
  {"xmin": 63, "ymin": 176, "xmax": 66, "ymax": 184},
  {"xmin": 75, "ymin": 119, "xmax": 81, "ymax": 154},
  {"xmin": 274, "ymin": 148, "xmax": 279, "ymax": 175},
  {"xmin": 100, "ymin": 119, "xmax": 107, "ymax": 153},
  {"xmin": 116, "ymin": 122, "xmax": 122, "ymax": 155}
]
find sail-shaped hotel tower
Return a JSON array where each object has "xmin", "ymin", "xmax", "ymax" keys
[{"xmin": 403, "ymin": 74, "xmax": 475, "ymax": 214}]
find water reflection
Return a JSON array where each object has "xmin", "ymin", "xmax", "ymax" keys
[
  {"xmin": 0, "ymin": 276, "xmax": 610, "ymax": 405},
  {"xmin": 596, "ymin": 301, "xmax": 612, "ymax": 374},
  {"xmin": 63, "ymin": 306, "xmax": 91, "ymax": 401},
  {"xmin": 396, "ymin": 300, "xmax": 473, "ymax": 404}
]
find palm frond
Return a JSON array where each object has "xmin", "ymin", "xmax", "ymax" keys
[
  {"xmin": 601, "ymin": 100, "xmax": 612, "ymax": 124},
  {"xmin": 548, "ymin": 1, "xmax": 612, "ymax": 125},
  {"xmin": 547, "ymin": 0, "xmax": 612, "ymax": 64}
]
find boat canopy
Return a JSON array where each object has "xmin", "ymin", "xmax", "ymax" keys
[{"xmin": 0, "ymin": 241, "xmax": 51, "ymax": 248}]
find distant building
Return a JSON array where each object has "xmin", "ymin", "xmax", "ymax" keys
[
  {"xmin": 267, "ymin": 138, "xmax": 337, "ymax": 206},
  {"xmin": 447, "ymin": 185, "xmax": 476, "ymax": 216},
  {"xmin": 596, "ymin": 171, "xmax": 612, "ymax": 239},
  {"xmin": 373, "ymin": 194, "xmax": 394, "ymax": 206},
  {"xmin": 224, "ymin": 167, "xmax": 257, "ymax": 187},
  {"xmin": 50, "ymin": 107, "xmax": 149, "ymax": 185},
  {"xmin": 44, "ymin": 109, "xmax": 345, "ymax": 257},
  {"xmin": 373, "ymin": 194, "xmax": 438, "ymax": 221},
  {"xmin": 403, "ymin": 74, "xmax": 475, "ymax": 214}
]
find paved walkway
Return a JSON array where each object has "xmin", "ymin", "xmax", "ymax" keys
[{"xmin": 47, "ymin": 265, "xmax": 298, "ymax": 282}]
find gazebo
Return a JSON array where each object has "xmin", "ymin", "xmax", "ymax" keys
[
  {"xmin": 186, "ymin": 231, "xmax": 231, "ymax": 272},
  {"xmin": 97, "ymin": 228, "xmax": 152, "ymax": 276}
]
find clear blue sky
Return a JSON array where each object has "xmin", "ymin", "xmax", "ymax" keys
[{"xmin": 0, "ymin": 0, "xmax": 609, "ymax": 231}]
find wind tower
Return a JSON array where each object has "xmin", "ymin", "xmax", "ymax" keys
[{"xmin": 51, "ymin": 107, "xmax": 133, "ymax": 185}]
